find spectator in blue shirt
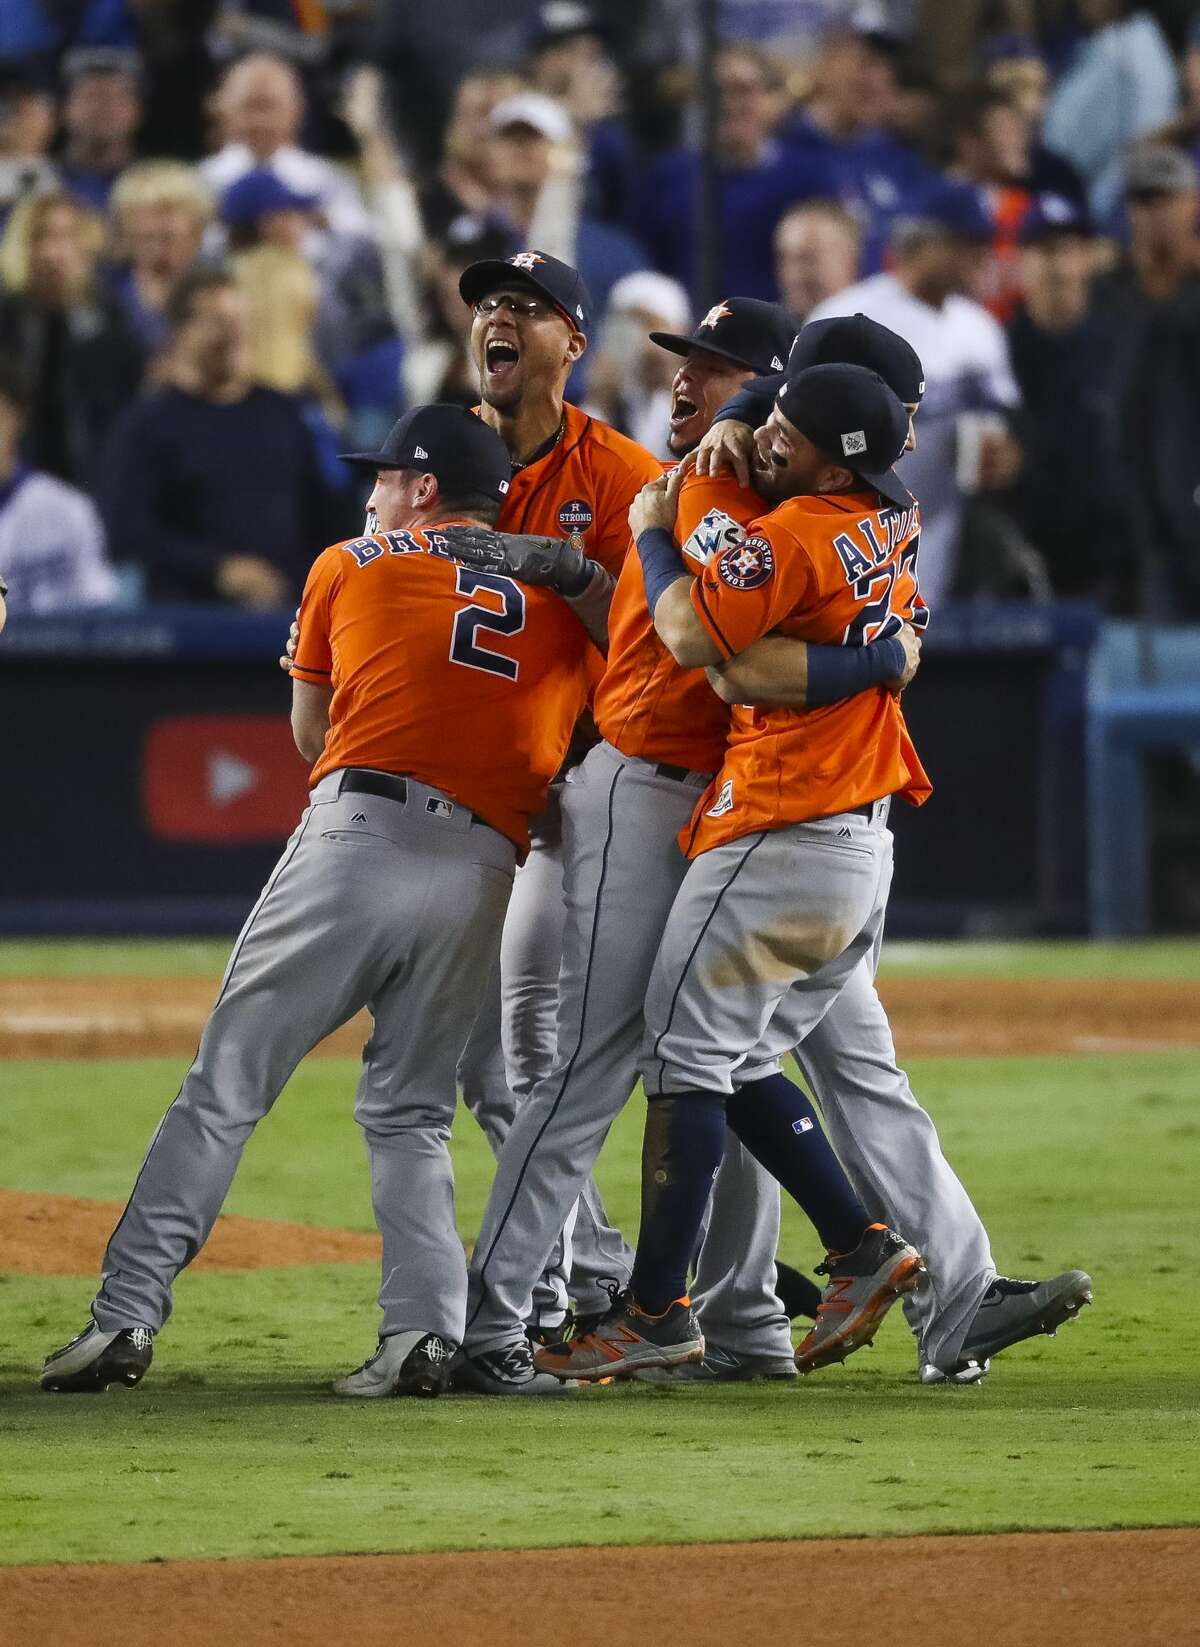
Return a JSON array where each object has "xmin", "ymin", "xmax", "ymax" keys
[
  {"xmin": 629, "ymin": 41, "xmax": 836, "ymax": 301},
  {"xmin": 1042, "ymin": 0, "xmax": 1180, "ymax": 223},
  {"xmin": 58, "ymin": 46, "xmax": 142, "ymax": 212},
  {"xmin": 783, "ymin": 28, "xmax": 931, "ymax": 269}
]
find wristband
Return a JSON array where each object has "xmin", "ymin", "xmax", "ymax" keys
[
  {"xmin": 805, "ymin": 633, "xmax": 906, "ymax": 708},
  {"xmin": 636, "ymin": 527, "xmax": 689, "ymax": 616}
]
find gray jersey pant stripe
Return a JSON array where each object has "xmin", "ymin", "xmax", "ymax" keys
[
  {"xmin": 463, "ymin": 761, "xmax": 624, "ymax": 1337},
  {"xmin": 98, "ymin": 803, "xmax": 318, "ymax": 1278},
  {"xmin": 649, "ymin": 830, "xmax": 769, "ymax": 1093}
]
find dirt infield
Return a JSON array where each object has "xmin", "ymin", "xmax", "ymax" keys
[
  {"xmin": 0, "ymin": 1189, "xmax": 378, "ymax": 1275},
  {"xmin": 3, "ymin": 1528, "xmax": 1196, "ymax": 1647},
  {"xmin": 1, "ymin": 973, "xmax": 1196, "ymax": 1060}
]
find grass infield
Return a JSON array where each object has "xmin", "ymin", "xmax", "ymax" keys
[{"xmin": 1, "ymin": 941, "xmax": 1198, "ymax": 1563}]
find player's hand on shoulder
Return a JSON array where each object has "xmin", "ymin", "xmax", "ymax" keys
[
  {"xmin": 279, "ymin": 608, "xmax": 300, "ymax": 674},
  {"xmin": 889, "ymin": 621, "xmax": 922, "ymax": 693},
  {"xmin": 628, "ymin": 458, "xmax": 689, "ymax": 541},
  {"xmin": 695, "ymin": 419, "xmax": 755, "ymax": 486}
]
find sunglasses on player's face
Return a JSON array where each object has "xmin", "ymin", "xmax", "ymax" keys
[{"xmin": 474, "ymin": 292, "xmax": 556, "ymax": 320}]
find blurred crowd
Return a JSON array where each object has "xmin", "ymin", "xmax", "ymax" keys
[{"xmin": 1, "ymin": 0, "xmax": 1199, "ymax": 617}]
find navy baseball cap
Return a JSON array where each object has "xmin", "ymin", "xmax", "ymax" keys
[
  {"xmin": 902, "ymin": 177, "xmax": 993, "ymax": 241},
  {"xmin": 339, "ymin": 404, "xmax": 512, "ymax": 502},
  {"xmin": 649, "ymin": 296, "xmax": 795, "ymax": 376},
  {"xmin": 459, "ymin": 249, "xmax": 593, "ymax": 334},
  {"xmin": 759, "ymin": 313, "xmax": 925, "ymax": 405},
  {"xmin": 1018, "ymin": 192, "xmax": 1093, "ymax": 245},
  {"xmin": 775, "ymin": 363, "xmax": 911, "ymax": 509},
  {"xmin": 221, "ymin": 168, "xmax": 318, "ymax": 226}
]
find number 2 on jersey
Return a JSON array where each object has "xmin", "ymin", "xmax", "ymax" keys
[{"xmin": 450, "ymin": 567, "xmax": 526, "ymax": 680}]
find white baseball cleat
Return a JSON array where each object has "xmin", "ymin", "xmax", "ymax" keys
[{"xmin": 333, "ymin": 1330, "xmax": 456, "ymax": 1397}]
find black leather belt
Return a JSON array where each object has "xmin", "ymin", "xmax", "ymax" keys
[
  {"xmin": 654, "ymin": 762, "xmax": 694, "ymax": 782},
  {"xmin": 338, "ymin": 768, "xmax": 483, "ymax": 826}
]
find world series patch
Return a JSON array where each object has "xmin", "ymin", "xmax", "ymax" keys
[
  {"xmin": 717, "ymin": 536, "xmax": 775, "ymax": 590},
  {"xmin": 558, "ymin": 498, "xmax": 593, "ymax": 533}
]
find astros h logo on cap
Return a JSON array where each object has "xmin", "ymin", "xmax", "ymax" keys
[{"xmin": 701, "ymin": 301, "xmax": 733, "ymax": 330}]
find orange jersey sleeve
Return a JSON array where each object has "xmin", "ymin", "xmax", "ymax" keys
[
  {"xmin": 595, "ymin": 468, "xmax": 763, "ymax": 772},
  {"xmin": 291, "ymin": 547, "xmax": 339, "ymax": 684},
  {"xmin": 299, "ymin": 521, "xmax": 591, "ymax": 851},
  {"xmin": 682, "ymin": 490, "xmax": 932, "ymax": 858}
]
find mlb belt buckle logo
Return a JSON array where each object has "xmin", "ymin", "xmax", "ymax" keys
[
  {"xmin": 717, "ymin": 536, "xmax": 775, "ymax": 590},
  {"xmin": 426, "ymin": 796, "xmax": 455, "ymax": 820},
  {"xmin": 557, "ymin": 498, "xmax": 593, "ymax": 534}
]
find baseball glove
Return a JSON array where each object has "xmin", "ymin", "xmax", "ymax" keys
[{"xmin": 435, "ymin": 526, "xmax": 594, "ymax": 597}]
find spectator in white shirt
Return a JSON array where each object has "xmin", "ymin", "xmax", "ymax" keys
[
  {"xmin": 807, "ymin": 177, "xmax": 1022, "ymax": 603},
  {"xmin": 0, "ymin": 362, "xmax": 119, "ymax": 614},
  {"xmin": 200, "ymin": 53, "xmax": 372, "ymax": 243}
]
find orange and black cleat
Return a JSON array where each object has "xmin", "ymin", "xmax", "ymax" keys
[
  {"xmin": 533, "ymin": 1291, "xmax": 703, "ymax": 1382},
  {"xmin": 794, "ymin": 1224, "xmax": 925, "ymax": 1374}
]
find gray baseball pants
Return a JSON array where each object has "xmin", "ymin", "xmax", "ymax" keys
[
  {"xmin": 463, "ymin": 741, "xmax": 791, "ymax": 1358},
  {"xmin": 92, "ymin": 769, "xmax": 515, "ymax": 1347},
  {"xmin": 456, "ymin": 782, "xmax": 634, "ymax": 1324},
  {"xmin": 645, "ymin": 805, "xmax": 995, "ymax": 1372}
]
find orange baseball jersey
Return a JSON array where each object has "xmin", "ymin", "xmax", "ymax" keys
[
  {"xmin": 291, "ymin": 519, "xmax": 591, "ymax": 851},
  {"xmin": 595, "ymin": 468, "xmax": 762, "ymax": 772},
  {"xmin": 495, "ymin": 401, "xmax": 661, "ymax": 576},
  {"xmin": 682, "ymin": 489, "xmax": 932, "ymax": 857}
]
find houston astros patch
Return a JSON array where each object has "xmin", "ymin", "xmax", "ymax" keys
[{"xmin": 717, "ymin": 536, "xmax": 775, "ymax": 590}]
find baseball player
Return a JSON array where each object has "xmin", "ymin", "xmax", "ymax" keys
[
  {"xmin": 450, "ymin": 249, "xmax": 666, "ymax": 1386},
  {"xmin": 448, "ymin": 304, "xmax": 925, "ymax": 1388},
  {"xmin": 40, "ymin": 405, "xmax": 598, "ymax": 1398},
  {"xmin": 537, "ymin": 365, "xmax": 1090, "ymax": 1383},
  {"xmin": 684, "ymin": 320, "xmax": 1095, "ymax": 1383}
]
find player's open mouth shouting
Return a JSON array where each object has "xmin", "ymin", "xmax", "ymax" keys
[
  {"xmin": 668, "ymin": 387, "xmax": 699, "ymax": 440},
  {"xmin": 484, "ymin": 331, "xmax": 521, "ymax": 389}
]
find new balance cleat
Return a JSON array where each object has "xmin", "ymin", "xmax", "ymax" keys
[
  {"xmin": 41, "ymin": 1321, "xmax": 154, "ymax": 1393},
  {"xmin": 634, "ymin": 1342, "xmax": 797, "ymax": 1383},
  {"xmin": 959, "ymin": 1271, "xmax": 1093, "ymax": 1364},
  {"xmin": 534, "ymin": 1292, "xmax": 703, "ymax": 1382},
  {"xmin": 794, "ymin": 1224, "xmax": 925, "ymax": 1374},
  {"xmin": 333, "ymin": 1330, "xmax": 455, "ymax": 1397}
]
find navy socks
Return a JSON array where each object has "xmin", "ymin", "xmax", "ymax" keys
[
  {"xmin": 726, "ymin": 1072, "xmax": 869, "ymax": 1255},
  {"xmin": 629, "ymin": 1093, "xmax": 727, "ymax": 1316}
]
